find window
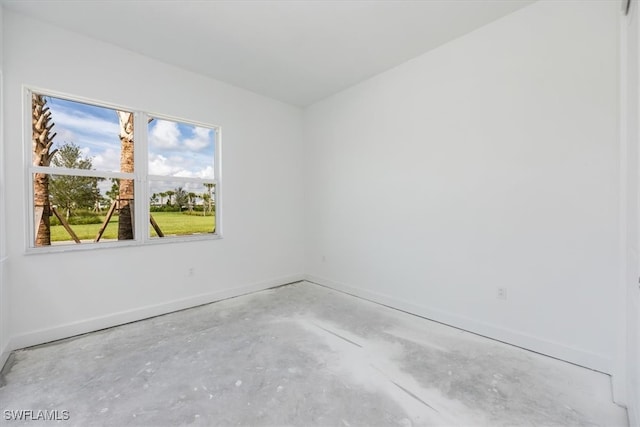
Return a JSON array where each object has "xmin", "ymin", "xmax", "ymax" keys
[
  {"xmin": 27, "ymin": 89, "xmax": 220, "ymax": 250},
  {"xmin": 148, "ymin": 117, "xmax": 217, "ymax": 239}
]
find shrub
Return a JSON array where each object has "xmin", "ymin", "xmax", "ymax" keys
[
  {"xmin": 183, "ymin": 210, "xmax": 214, "ymax": 217},
  {"xmin": 50, "ymin": 210, "xmax": 103, "ymax": 226},
  {"xmin": 150, "ymin": 205, "xmax": 181, "ymax": 213}
]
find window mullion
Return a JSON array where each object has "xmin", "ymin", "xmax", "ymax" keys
[
  {"xmin": 25, "ymin": 89, "xmax": 35, "ymax": 249},
  {"xmin": 134, "ymin": 111, "xmax": 148, "ymax": 243},
  {"xmin": 214, "ymin": 127, "xmax": 222, "ymax": 236}
]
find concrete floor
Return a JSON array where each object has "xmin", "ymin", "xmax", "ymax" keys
[{"xmin": 0, "ymin": 281, "xmax": 628, "ymax": 426}]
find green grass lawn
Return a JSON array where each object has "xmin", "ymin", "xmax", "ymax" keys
[
  {"xmin": 51, "ymin": 211, "xmax": 215, "ymax": 242},
  {"xmin": 150, "ymin": 211, "xmax": 215, "ymax": 238}
]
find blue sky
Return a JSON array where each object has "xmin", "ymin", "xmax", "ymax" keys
[{"xmin": 45, "ymin": 96, "xmax": 215, "ymax": 181}]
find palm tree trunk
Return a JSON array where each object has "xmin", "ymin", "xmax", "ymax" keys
[
  {"xmin": 32, "ymin": 94, "xmax": 57, "ymax": 247},
  {"xmin": 33, "ymin": 173, "xmax": 51, "ymax": 246},
  {"xmin": 117, "ymin": 111, "xmax": 134, "ymax": 240}
]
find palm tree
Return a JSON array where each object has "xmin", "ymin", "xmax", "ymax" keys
[
  {"xmin": 165, "ymin": 190, "xmax": 175, "ymax": 206},
  {"xmin": 158, "ymin": 191, "xmax": 166, "ymax": 206},
  {"xmin": 203, "ymin": 183, "xmax": 215, "ymax": 215},
  {"xmin": 117, "ymin": 111, "xmax": 134, "ymax": 240},
  {"xmin": 174, "ymin": 187, "xmax": 188, "ymax": 209},
  {"xmin": 32, "ymin": 94, "xmax": 58, "ymax": 246},
  {"xmin": 187, "ymin": 192, "xmax": 197, "ymax": 212},
  {"xmin": 201, "ymin": 193, "xmax": 210, "ymax": 216}
]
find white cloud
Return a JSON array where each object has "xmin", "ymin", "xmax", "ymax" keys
[
  {"xmin": 149, "ymin": 120, "xmax": 180, "ymax": 149},
  {"xmin": 173, "ymin": 166, "xmax": 215, "ymax": 179},
  {"xmin": 197, "ymin": 165, "xmax": 215, "ymax": 179},
  {"xmin": 51, "ymin": 109, "xmax": 120, "ymax": 140},
  {"xmin": 47, "ymin": 102, "xmax": 122, "ymax": 163},
  {"xmin": 92, "ymin": 148, "xmax": 121, "ymax": 172},
  {"xmin": 173, "ymin": 169, "xmax": 194, "ymax": 178},
  {"xmin": 184, "ymin": 127, "xmax": 212, "ymax": 151},
  {"xmin": 56, "ymin": 128, "xmax": 77, "ymax": 143},
  {"xmin": 147, "ymin": 148, "xmax": 214, "ymax": 179},
  {"xmin": 149, "ymin": 153, "xmax": 182, "ymax": 176},
  {"xmin": 47, "ymin": 101, "xmax": 215, "ymax": 179}
]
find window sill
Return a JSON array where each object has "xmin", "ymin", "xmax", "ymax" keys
[{"xmin": 25, "ymin": 233, "xmax": 222, "ymax": 255}]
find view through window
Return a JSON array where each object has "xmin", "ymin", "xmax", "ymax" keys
[{"xmin": 28, "ymin": 91, "xmax": 219, "ymax": 249}]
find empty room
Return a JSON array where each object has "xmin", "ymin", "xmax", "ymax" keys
[{"xmin": 0, "ymin": 0, "xmax": 638, "ymax": 425}]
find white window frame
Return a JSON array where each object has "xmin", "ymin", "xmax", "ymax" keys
[
  {"xmin": 24, "ymin": 87, "xmax": 222, "ymax": 253},
  {"xmin": 0, "ymin": 70, "xmax": 6, "ymax": 264}
]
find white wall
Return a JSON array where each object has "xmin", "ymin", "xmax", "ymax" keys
[
  {"xmin": 621, "ymin": 0, "xmax": 640, "ymax": 421},
  {"xmin": 0, "ymin": 3, "xmax": 9, "ymax": 369},
  {"xmin": 1, "ymin": 2, "xmax": 632, "ymax": 412},
  {"xmin": 2, "ymin": 10, "xmax": 305, "ymax": 350},
  {"xmin": 304, "ymin": 0, "xmax": 620, "ymax": 373}
]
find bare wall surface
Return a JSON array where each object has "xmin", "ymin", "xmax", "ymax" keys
[
  {"xmin": 2, "ymin": 10, "xmax": 305, "ymax": 349},
  {"xmin": 622, "ymin": 0, "xmax": 640, "ymax": 421},
  {"xmin": 304, "ymin": 0, "xmax": 620, "ymax": 373},
  {"xmin": 0, "ymin": 4, "xmax": 10, "ymax": 368}
]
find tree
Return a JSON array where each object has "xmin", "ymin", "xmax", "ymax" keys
[
  {"xmin": 117, "ymin": 111, "xmax": 135, "ymax": 240},
  {"xmin": 165, "ymin": 190, "xmax": 175, "ymax": 206},
  {"xmin": 32, "ymin": 94, "xmax": 58, "ymax": 246},
  {"xmin": 174, "ymin": 187, "xmax": 188, "ymax": 209},
  {"xmin": 106, "ymin": 179, "xmax": 120, "ymax": 204},
  {"xmin": 201, "ymin": 193, "xmax": 211, "ymax": 216},
  {"xmin": 203, "ymin": 183, "xmax": 215, "ymax": 216},
  {"xmin": 158, "ymin": 191, "xmax": 167, "ymax": 206},
  {"xmin": 187, "ymin": 192, "xmax": 197, "ymax": 212},
  {"xmin": 49, "ymin": 142, "xmax": 101, "ymax": 219}
]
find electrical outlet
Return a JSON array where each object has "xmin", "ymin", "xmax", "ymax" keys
[
  {"xmin": 496, "ymin": 287, "xmax": 507, "ymax": 300},
  {"xmin": 188, "ymin": 267, "xmax": 195, "ymax": 277}
]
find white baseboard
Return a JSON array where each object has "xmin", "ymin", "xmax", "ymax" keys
[
  {"xmin": 628, "ymin": 385, "xmax": 638, "ymax": 427},
  {"xmin": 6, "ymin": 274, "xmax": 304, "ymax": 354},
  {"xmin": 0, "ymin": 344, "xmax": 10, "ymax": 374},
  {"xmin": 3, "ymin": 273, "xmax": 613, "ymax": 376},
  {"xmin": 304, "ymin": 274, "xmax": 612, "ymax": 374}
]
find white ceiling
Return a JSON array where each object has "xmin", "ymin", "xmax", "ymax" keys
[{"xmin": 2, "ymin": 0, "xmax": 535, "ymax": 106}]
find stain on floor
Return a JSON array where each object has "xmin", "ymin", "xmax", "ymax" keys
[{"xmin": 0, "ymin": 282, "xmax": 628, "ymax": 426}]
